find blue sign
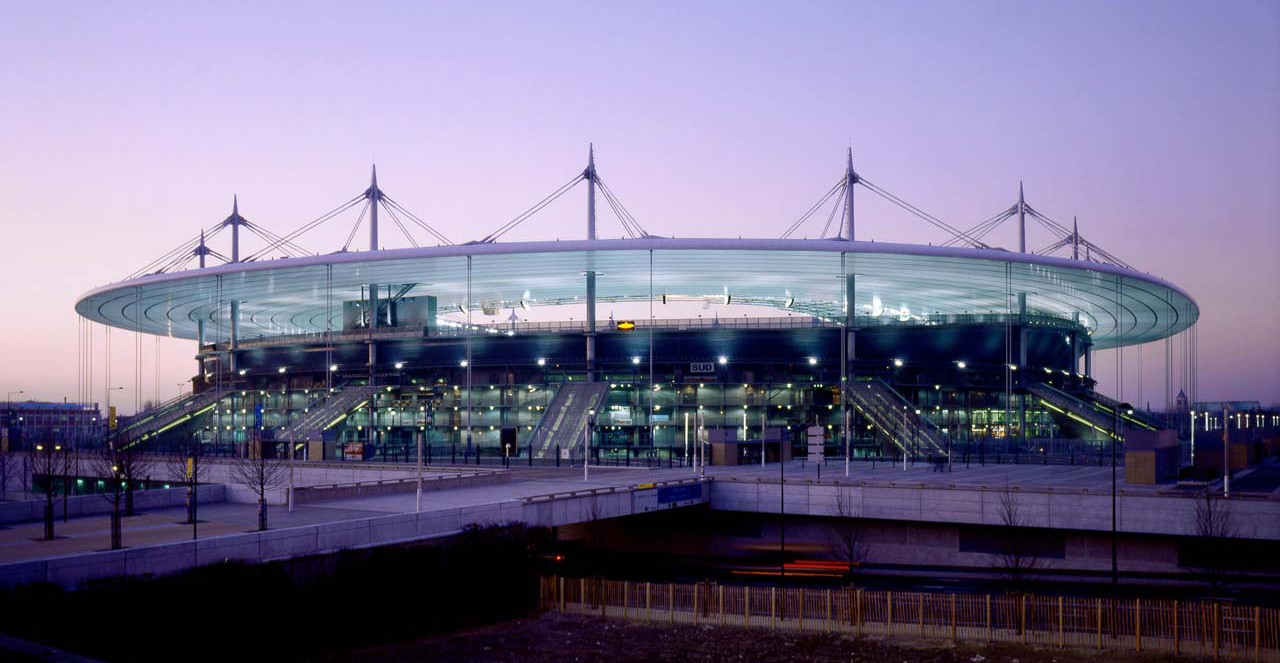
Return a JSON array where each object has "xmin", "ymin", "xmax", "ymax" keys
[
  {"xmin": 254, "ymin": 404, "xmax": 264, "ymax": 429},
  {"xmin": 657, "ymin": 483, "xmax": 701, "ymax": 504}
]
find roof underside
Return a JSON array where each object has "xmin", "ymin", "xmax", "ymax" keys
[{"xmin": 75, "ymin": 238, "xmax": 1198, "ymax": 350}]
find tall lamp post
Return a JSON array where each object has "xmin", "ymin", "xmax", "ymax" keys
[
  {"xmin": 1111, "ymin": 401, "xmax": 1132, "ymax": 598},
  {"xmin": 417, "ymin": 397, "xmax": 440, "ymax": 512}
]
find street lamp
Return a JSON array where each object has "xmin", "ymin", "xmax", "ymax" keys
[{"xmin": 1111, "ymin": 401, "xmax": 1132, "ymax": 596}]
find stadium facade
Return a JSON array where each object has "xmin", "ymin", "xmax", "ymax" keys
[{"xmin": 73, "ymin": 153, "xmax": 1198, "ymax": 464}]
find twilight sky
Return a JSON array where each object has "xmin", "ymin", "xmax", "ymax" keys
[{"xmin": 1, "ymin": 0, "xmax": 1277, "ymax": 413}]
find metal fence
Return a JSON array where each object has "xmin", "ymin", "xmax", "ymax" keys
[{"xmin": 541, "ymin": 576, "xmax": 1279, "ymax": 661}]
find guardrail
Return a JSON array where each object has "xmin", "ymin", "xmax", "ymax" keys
[
  {"xmin": 542, "ymin": 576, "xmax": 1279, "ymax": 661},
  {"xmin": 520, "ymin": 476, "xmax": 706, "ymax": 505},
  {"xmin": 291, "ymin": 468, "xmax": 509, "ymax": 504}
]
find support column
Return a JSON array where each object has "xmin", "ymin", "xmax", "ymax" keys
[
  {"xmin": 225, "ymin": 199, "xmax": 244, "ymax": 375},
  {"xmin": 229, "ymin": 300, "xmax": 239, "ymax": 373},
  {"xmin": 585, "ymin": 145, "xmax": 598, "ymax": 382},
  {"xmin": 1017, "ymin": 182, "xmax": 1026, "ymax": 254},
  {"xmin": 844, "ymin": 148, "xmax": 859, "ymax": 241},
  {"xmin": 368, "ymin": 166, "xmax": 380, "ymax": 335}
]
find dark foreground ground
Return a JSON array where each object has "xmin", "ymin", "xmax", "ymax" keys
[{"xmin": 310, "ymin": 612, "xmax": 1214, "ymax": 663}]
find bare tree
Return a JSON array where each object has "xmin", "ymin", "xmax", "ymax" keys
[
  {"xmin": 119, "ymin": 448, "xmax": 155, "ymax": 517},
  {"xmin": 994, "ymin": 487, "xmax": 1042, "ymax": 588},
  {"xmin": 167, "ymin": 442, "xmax": 209, "ymax": 526},
  {"xmin": 1190, "ymin": 489, "xmax": 1238, "ymax": 589},
  {"xmin": 89, "ymin": 438, "xmax": 127, "ymax": 550},
  {"xmin": 231, "ymin": 440, "xmax": 288, "ymax": 531},
  {"xmin": 824, "ymin": 486, "xmax": 869, "ymax": 572},
  {"xmin": 31, "ymin": 433, "xmax": 65, "ymax": 540}
]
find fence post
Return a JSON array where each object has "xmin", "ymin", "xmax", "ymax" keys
[
  {"xmin": 919, "ymin": 593, "xmax": 925, "ymax": 637},
  {"xmin": 888, "ymin": 591, "xmax": 893, "ymax": 635},
  {"xmin": 719, "ymin": 585, "xmax": 725, "ymax": 626},
  {"xmin": 1173, "ymin": 600, "xmax": 1179, "ymax": 655},
  {"xmin": 645, "ymin": 582, "xmax": 651, "ymax": 623},
  {"xmin": 1096, "ymin": 598, "xmax": 1102, "ymax": 650},
  {"xmin": 857, "ymin": 588, "xmax": 863, "ymax": 632},
  {"xmin": 623, "ymin": 581, "xmax": 629, "ymax": 620},
  {"xmin": 1135, "ymin": 598, "xmax": 1141, "ymax": 653},
  {"xmin": 826, "ymin": 589, "xmax": 832, "ymax": 633},
  {"xmin": 1213, "ymin": 603, "xmax": 1220, "ymax": 661},
  {"xmin": 799, "ymin": 588, "xmax": 805, "ymax": 631},
  {"xmin": 986, "ymin": 594, "xmax": 992, "ymax": 643},
  {"xmin": 771, "ymin": 587, "xmax": 777, "ymax": 629},
  {"xmin": 669, "ymin": 584, "xmax": 675, "ymax": 624},
  {"xmin": 1254, "ymin": 606, "xmax": 1261, "ymax": 663},
  {"xmin": 744, "ymin": 586, "xmax": 750, "ymax": 627},
  {"xmin": 1020, "ymin": 595, "xmax": 1027, "ymax": 644},
  {"xmin": 580, "ymin": 578, "xmax": 586, "ymax": 614},
  {"xmin": 559, "ymin": 577, "xmax": 565, "ymax": 612},
  {"xmin": 1058, "ymin": 596, "xmax": 1064, "ymax": 648},
  {"xmin": 951, "ymin": 594, "xmax": 957, "ymax": 642},
  {"xmin": 693, "ymin": 583, "xmax": 699, "ymax": 625}
]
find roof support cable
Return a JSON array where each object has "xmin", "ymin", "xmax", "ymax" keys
[
  {"xmin": 340, "ymin": 200, "xmax": 372, "ymax": 252},
  {"xmin": 597, "ymin": 181, "xmax": 638, "ymax": 238},
  {"xmin": 381, "ymin": 195, "xmax": 454, "ymax": 245},
  {"xmin": 476, "ymin": 172, "xmax": 585, "ymax": 243},
  {"xmin": 380, "ymin": 201, "xmax": 420, "ymax": 248},
  {"xmin": 243, "ymin": 221, "xmax": 311, "ymax": 257},
  {"xmin": 819, "ymin": 185, "xmax": 848, "ymax": 239},
  {"xmin": 596, "ymin": 176, "xmax": 653, "ymax": 238},
  {"xmin": 128, "ymin": 222, "xmax": 229, "ymax": 279},
  {"xmin": 858, "ymin": 178, "xmax": 987, "ymax": 248},
  {"xmin": 940, "ymin": 207, "xmax": 1015, "ymax": 248},
  {"xmin": 780, "ymin": 178, "xmax": 844, "ymax": 239},
  {"xmin": 243, "ymin": 193, "xmax": 367, "ymax": 262}
]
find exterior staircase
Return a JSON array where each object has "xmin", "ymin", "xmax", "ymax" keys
[
  {"xmin": 847, "ymin": 378, "xmax": 950, "ymax": 457},
  {"xmin": 1028, "ymin": 382, "xmax": 1163, "ymax": 438},
  {"xmin": 280, "ymin": 385, "xmax": 380, "ymax": 443},
  {"xmin": 122, "ymin": 389, "xmax": 224, "ymax": 445},
  {"xmin": 529, "ymin": 382, "xmax": 608, "ymax": 459}
]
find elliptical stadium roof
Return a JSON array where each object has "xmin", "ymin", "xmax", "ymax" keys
[{"xmin": 75, "ymin": 237, "xmax": 1197, "ymax": 350}]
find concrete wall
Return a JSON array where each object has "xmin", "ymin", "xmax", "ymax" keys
[
  {"xmin": 0, "ymin": 484, "xmax": 225, "ymax": 526},
  {"xmin": 0, "ymin": 478, "xmax": 707, "ymax": 589},
  {"xmin": 709, "ymin": 477, "xmax": 1280, "ymax": 541}
]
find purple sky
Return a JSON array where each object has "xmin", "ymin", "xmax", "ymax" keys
[{"xmin": 1, "ymin": 1, "xmax": 1277, "ymax": 413}]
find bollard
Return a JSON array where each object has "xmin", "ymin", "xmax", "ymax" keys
[{"xmin": 556, "ymin": 444, "xmax": 561, "ymax": 467}]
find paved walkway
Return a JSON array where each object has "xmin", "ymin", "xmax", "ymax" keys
[{"xmin": 0, "ymin": 460, "xmax": 1191, "ymax": 566}]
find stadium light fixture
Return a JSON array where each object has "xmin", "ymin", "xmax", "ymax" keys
[
  {"xmin": 459, "ymin": 359, "xmax": 469, "ymax": 367},
  {"xmin": 632, "ymin": 356, "xmax": 641, "ymax": 365},
  {"xmin": 808, "ymin": 357, "xmax": 818, "ymax": 366},
  {"xmin": 893, "ymin": 358, "xmax": 903, "ymax": 367},
  {"xmin": 536, "ymin": 357, "xmax": 546, "ymax": 366},
  {"xmin": 718, "ymin": 356, "xmax": 728, "ymax": 365},
  {"xmin": 330, "ymin": 364, "xmax": 338, "ymax": 372},
  {"xmin": 956, "ymin": 361, "xmax": 967, "ymax": 369},
  {"xmin": 394, "ymin": 362, "xmax": 404, "ymax": 370},
  {"xmin": 277, "ymin": 367, "xmax": 286, "ymax": 374}
]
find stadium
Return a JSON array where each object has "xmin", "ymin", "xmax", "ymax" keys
[{"xmin": 73, "ymin": 151, "xmax": 1199, "ymax": 466}]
